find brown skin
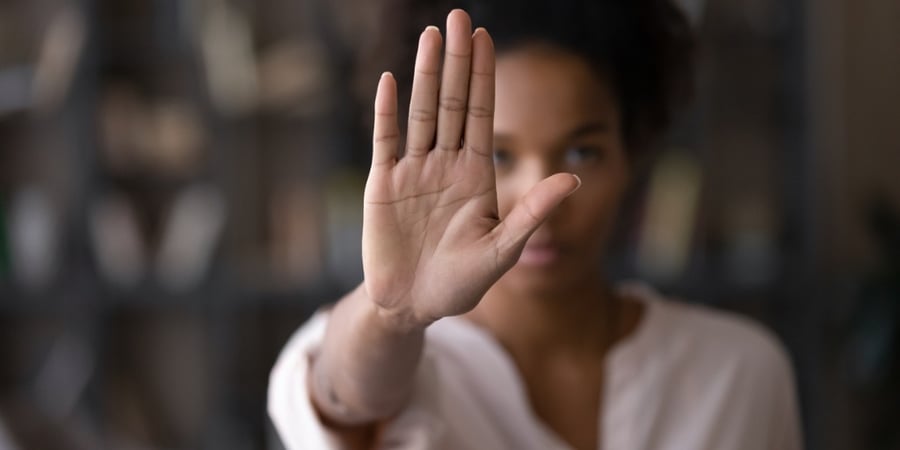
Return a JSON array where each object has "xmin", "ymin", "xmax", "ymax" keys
[
  {"xmin": 491, "ymin": 45, "xmax": 630, "ymax": 294},
  {"xmin": 467, "ymin": 46, "xmax": 643, "ymax": 450},
  {"xmin": 308, "ymin": 10, "xmax": 643, "ymax": 450}
]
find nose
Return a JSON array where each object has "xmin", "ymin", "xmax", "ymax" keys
[
  {"xmin": 519, "ymin": 158, "xmax": 554, "ymax": 192},
  {"xmin": 497, "ymin": 157, "xmax": 556, "ymax": 218}
]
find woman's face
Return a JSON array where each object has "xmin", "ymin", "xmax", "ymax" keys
[{"xmin": 492, "ymin": 45, "xmax": 630, "ymax": 294}]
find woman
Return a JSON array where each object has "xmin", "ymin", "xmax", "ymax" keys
[{"xmin": 269, "ymin": 2, "xmax": 803, "ymax": 449}]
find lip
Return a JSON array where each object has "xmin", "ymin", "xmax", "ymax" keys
[{"xmin": 518, "ymin": 242, "xmax": 563, "ymax": 267}]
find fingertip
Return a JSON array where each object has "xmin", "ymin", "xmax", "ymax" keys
[
  {"xmin": 419, "ymin": 25, "xmax": 442, "ymax": 49},
  {"xmin": 449, "ymin": 8, "xmax": 470, "ymax": 20},
  {"xmin": 375, "ymin": 72, "xmax": 396, "ymax": 112},
  {"xmin": 377, "ymin": 72, "xmax": 396, "ymax": 92},
  {"xmin": 562, "ymin": 174, "xmax": 581, "ymax": 198},
  {"xmin": 422, "ymin": 25, "xmax": 440, "ymax": 39},
  {"xmin": 472, "ymin": 27, "xmax": 495, "ymax": 55},
  {"xmin": 448, "ymin": 9, "xmax": 472, "ymax": 31}
]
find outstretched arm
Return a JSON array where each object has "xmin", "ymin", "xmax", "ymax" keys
[{"xmin": 308, "ymin": 9, "xmax": 581, "ymax": 429}]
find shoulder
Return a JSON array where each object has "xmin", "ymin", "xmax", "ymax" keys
[
  {"xmin": 623, "ymin": 283, "xmax": 794, "ymax": 383},
  {"xmin": 672, "ymin": 301, "xmax": 787, "ymax": 366},
  {"xmin": 667, "ymin": 300, "xmax": 801, "ymax": 434},
  {"xmin": 617, "ymin": 283, "xmax": 804, "ymax": 449}
]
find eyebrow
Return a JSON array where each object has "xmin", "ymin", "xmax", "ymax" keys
[
  {"xmin": 493, "ymin": 121, "xmax": 611, "ymax": 145},
  {"xmin": 565, "ymin": 122, "xmax": 610, "ymax": 140}
]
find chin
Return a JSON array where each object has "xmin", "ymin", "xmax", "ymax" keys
[{"xmin": 500, "ymin": 260, "xmax": 583, "ymax": 296}]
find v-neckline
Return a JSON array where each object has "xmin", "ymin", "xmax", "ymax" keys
[{"xmin": 444, "ymin": 287, "xmax": 659, "ymax": 449}]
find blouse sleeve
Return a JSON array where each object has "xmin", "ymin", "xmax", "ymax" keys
[
  {"xmin": 267, "ymin": 311, "xmax": 450, "ymax": 450},
  {"xmin": 267, "ymin": 311, "xmax": 347, "ymax": 450}
]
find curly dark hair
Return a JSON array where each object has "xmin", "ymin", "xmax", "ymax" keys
[{"xmin": 352, "ymin": 0, "xmax": 694, "ymax": 156}]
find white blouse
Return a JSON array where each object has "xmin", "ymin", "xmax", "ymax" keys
[{"xmin": 268, "ymin": 283, "xmax": 803, "ymax": 450}]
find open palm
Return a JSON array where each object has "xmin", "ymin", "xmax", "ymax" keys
[{"xmin": 362, "ymin": 10, "xmax": 580, "ymax": 328}]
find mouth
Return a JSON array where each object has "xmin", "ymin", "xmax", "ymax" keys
[{"xmin": 518, "ymin": 241, "xmax": 563, "ymax": 267}]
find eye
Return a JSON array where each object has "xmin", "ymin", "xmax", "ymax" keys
[
  {"xmin": 563, "ymin": 146, "xmax": 602, "ymax": 166},
  {"xmin": 493, "ymin": 149, "xmax": 513, "ymax": 168}
]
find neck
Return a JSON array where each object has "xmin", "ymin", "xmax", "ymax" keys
[{"xmin": 467, "ymin": 274, "xmax": 623, "ymax": 360}]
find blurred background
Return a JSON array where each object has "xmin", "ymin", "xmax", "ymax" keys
[{"xmin": 0, "ymin": 0, "xmax": 898, "ymax": 449}]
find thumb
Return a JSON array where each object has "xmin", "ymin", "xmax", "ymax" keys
[{"xmin": 492, "ymin": 173, "xmax": 581, "ymax": 264}]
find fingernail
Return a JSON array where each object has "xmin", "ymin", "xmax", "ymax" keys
[
  {"xmin": 425, "ymin": 25, "xmax": 439, "ymax": 33},
  {"xmin": 571, "ymin": 174, "xmax": 582, "ymax": 191}
]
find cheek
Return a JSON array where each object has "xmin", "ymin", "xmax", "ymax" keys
[
  {"xmin": 495, "ymin": 176, "xmax": 517, "ymax": 220},
  {"xmin": 561, "ymin": 170, "xmax": 629, "ymax": 239}
]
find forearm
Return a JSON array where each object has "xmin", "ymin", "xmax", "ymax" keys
[{"xmin": 309, "ymin": 284, "xmax": 426, "ymax": 426}]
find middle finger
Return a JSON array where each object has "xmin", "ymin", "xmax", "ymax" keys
[{"xmin": 434, "ymin": 9, "xmax": 473, "ymax": 152}]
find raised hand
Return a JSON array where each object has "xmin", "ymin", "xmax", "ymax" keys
[{"xmin": 362, "ymin": 10, "xmax": 580, "ymax": 330}]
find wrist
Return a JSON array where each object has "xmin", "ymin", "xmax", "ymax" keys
[
  {"xmin": 358, "ymin": 285, "xmax": 431, "ymax": 334},
  {"xmin": 374, "ymin": 303, "xmax": 430, "ymax": 335}
]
